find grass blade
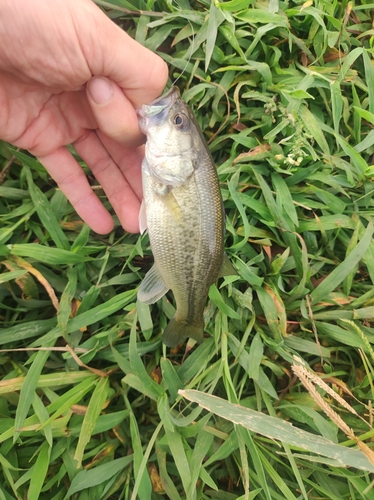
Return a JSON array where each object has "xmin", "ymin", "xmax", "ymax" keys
[
  {"xmin": 28, "ymin": 441, "xmax": 51, "ymax": 500},
  {"xmin": 74, "ymin": 376, "xmax": 109, "ymax": 468},
  {"xmin": 180, "ymin": 389, "xmax": 374, "ymax": 472},
  {"xmin": 310, "ymin": 222, "xmax": 374, "ymax": 304}
]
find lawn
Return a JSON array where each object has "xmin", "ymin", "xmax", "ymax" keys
[{"xmin": 1, "ymin": 0, "xmax": 374, "ymax": 498}]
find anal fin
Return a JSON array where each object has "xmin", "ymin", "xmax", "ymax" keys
[
  {"xmin": 218, "ymin": 253, "xmax": 238, "ymax": 277},
  {"xmin": 139, "ymin": 199, "xmax": 147, "ymax": 235},
  {"xmin": 138, "ymin": 264, "xmax": 169, "ymax": 304}
]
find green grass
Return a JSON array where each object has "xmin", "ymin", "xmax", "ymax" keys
[{"xmin": 1, "ymin": 0, "xmax": 374, "ymax": 498}]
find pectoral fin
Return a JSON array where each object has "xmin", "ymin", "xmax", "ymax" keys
[
  {"xmin": 161, "ymin": 191, "xmax": 183, "ymax": 224},
  {"xmin": 138, "ymin": 264, "xmax": 169, "ymax": 304},
  {"xmin": 218, "ymin": 253, "xmax": 238, "ymax": 277},
  {"xmin": 139, "ymin": 199, "xmax": 147, "ymax": 235}
]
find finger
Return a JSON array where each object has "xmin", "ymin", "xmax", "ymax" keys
[
  {"xmin": 82, "ymin": 3, "xmax": 168, "ymax": 107},
  {"xmin": 96, "ymin": 130, "xmax": 143, "ymax": 200},
  {"xmin": 73, "ymin": 130, "xmax": 141, "ymax": 234},
  {"xmin": 86, "ymin": 77, "xmax": 144, "ymax": 148},
  {"xmin": 38, "ymin": 146, "xmax": 114, "ymax": 235}
]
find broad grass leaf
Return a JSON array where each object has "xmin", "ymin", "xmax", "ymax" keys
[
  {"xmin": 205, "ymin": 431, "xmax": 238, "ymax": 466},
  {"xmin": 206, "ymin": 2, "xmax": 224, "ymax": 72},
  {"xmin": 299, "ymin": 105, "xmax": 330, "ymax": 156},
  {"xmin": 335, "ymin": 134, "xmax": 369, "ymax": 178},
  {"xmin": 58, "ymin": 266, "xmax": 78, "ymax": 338},
  {"xmin": 310, "ymin": 222, "xmax": 374, "ymax": 304},
  {"xmin": 11, "ymin": 257, "xmax": 59, "ymax": 310},
  {"xmin": 24, "ymin": 166, "xmax": 70, "ymax": 251},
  {"xmin": 36, "ymin": 377, "xmax": 97, "ymax": 433},
  {"xmin": 177, "ymin": 338, "xmax": 215, "ymax": 384},
  {"xmin": 257, "ymin": 443, "xmax": 302, "ymax": 500},
  {"xmin": 71, "ymin": 224, "xmax": 91, "ymax": 253},
  {"xmin": 172, "ymin": 23, "xmax": 194, "ymax": 46},
  {"xmin": 130, "ymin": 422, "xmax": 163, "ymax": 500},
  {"xmin": 247, "ymin": 332, "xmax": 263, "ymax": 380},
  {"xmin": 65, "ymin": 456, "xmax": 133, "ymax": 497},
  {"xmin": 353, "ymin": 106, "xmax": 374, "ymax": 126},
  {"xmin": 256, "ymin": 367, "xmax": 279, "ymax": 400},
  {"xmin": 180, "ymin": 390, "xmax": 374, "ymax": 472},
  {"xmin": 363, "ymin": 240, "xmax": 374, "ymax": 286},
  {"xmin": 316, "ymin": 322, "xmax": 369, "ymax": 351},
  {"xmin": 256, "ymin": 286, "xmax": 284, "ymax": 341},
  {"xmin": 50, "ymin": 189, "xmax": 68, "ymax": 224},
  {"xmin": 122, "ymin": 373, "xmax": 161, "ymax": 401},
  {"xmin": 14, "ymin": 348, "xmax": 52, "ymax": 442},
  {"xmin": 228, "ymin": 178, "xmax": 252, "ymax": 250},
  {"xmin": 164, "ymin": 425, "xmax": 191, "ymax": 493},
  {"xmin": 199, "ymin": 466, "xmax": 218, "ymax": 491},
  {"xmin": 209, "ymin": 284, "xmax": 240, "ymax": 319},
  {"xmin": 129, "ymin": 315, "xmax": 164, "ymax": 400},
  {"xmin": 236, "ymin": 426, "xmax": 273, "ymax": 500},
  {"xmin": 69, "ymin": 410, "xmax": 130, "ymax": 437},
  {"xmin": 188, "ymin": 430, "xmax": 215, "ymax": 497},
  {"xmin": 0, "ymin": 269, "xmax": 28, "ymax": 284},
  {"xmin": 354, "ymin": 129, "xmax": 374, "ymax": 153},
  {"xmin": 298, "ymin": 214, "xmax": 355, "ymax": 232},
  {"xmin": 352, "ymin": 84, "xmax": 362, "ymax": 144},
  {"xmin": 10, "ymin": 148, "xmax": 47, "ymax": 173},
  {"xmin": 130, "ymin": 412, "xmax": 152, "ymax": 500},
  {"xmin": 135, "ymin": 14, "xmax": 149, "ymax": 45},
  {"xmin": 2, "ymin": 260, "xmax": 39, "ymax": 302},
  {"xmin": 236, "ymin": 9, "xmax": 287, "ymax": 24},
  {"xmin": 215, "ymin": 62, "xmax": 272, "ymax": 84},
  {"xmin": 330, "ymin": 80, "xmax": 342, "ymax": 134},
  {"xmin": 234, "ymin": 258, "xmax": 263, "ymax": 287},
  {"xmin": 308, "ymin": 185, "xmax": 346, "ymax": 214},
  {"xmin": 161, "ymin": 357, "xmax": 183, "ymax": 402},
  {"xmin": 343, "ymin": 219, "xmax": 360, "ymax": 296},
  {"xmin": 183, "ymin": 17, "xmax": 209, "ymax": 61},
  {"xmin": 272, "ymin": 173, "xmax": 298, "ymax": 228},
  {"xmin": 157, "ymin": 392, "xmax": 174, "ymax": 432},
  {"xmin": 32, "ymin": 393, "xmax": 53, "ymax": 447},
  {"xmin": 28, "ymin": 441, "xmax": 51, "ymax": 500},
  {"xmin": 65, "ymin": 290, "xmax": 136, "ymax": 334},
  {"xmin": 0, "ymin": 373, "xmax": 95, "ymax": 404},
  {"xmin": 217, "ymin": 0, "xmax": 255, "ymax": 11},
  {"xmin": 156, "ymin": 445, "xmax": 182, "ymax": 500},
  {"xmin": 363, "ymin": 49, "xmax": 374, "ymax": 114},
  {"xmin": 229, "ymin": 334, "xmax": 278, "ymax": 399},
  {"xmin": 136, "ymin": 300, "xmax": 153, "ymax": 341},
  {"xmin": 219, "ymin": 25, "xmax": 246, "ymax": 61},
  {"xmin": 8, "ymin": 243, "xmax": 91, "ymax": 265},
  {"xmin": 286, "ymin": 89, "xmax": 314, "ymax": 99},
  {"xmin": 284, "ymin": 336, "xmax": 330, "ymax": 358},
  {"xmin": 74, "ymin": 376, "xmax": 109, "ymax": 468},
  {"xmin": 0, "ymin": 186, "xmax": 29, "ymax": 200}
]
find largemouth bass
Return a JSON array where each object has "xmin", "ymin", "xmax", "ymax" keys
[{"xmin": 137, "ymin": 86, "xmax": 235, "ymax": 347}]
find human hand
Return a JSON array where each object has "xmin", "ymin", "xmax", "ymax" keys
[{"xmin": 0, "ymin": 0, "xmax": 168, "ymax": 233}]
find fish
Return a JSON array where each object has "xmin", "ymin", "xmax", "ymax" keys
[{"xmin": 137, "ymin": 86, "xmax": 236, "ymax": 347}]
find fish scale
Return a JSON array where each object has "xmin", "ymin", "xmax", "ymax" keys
[{"xmin": 137, "ymin": 86, "xmax": 235, "ymax": 346}]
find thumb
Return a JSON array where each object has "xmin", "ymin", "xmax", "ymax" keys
[
  {"xmin": 86, "ymin": 76, "xmax": 144, "ymax": 147},
  {"xmin": 83, "ymin": 2, "xmax": 168, "ymax": 107}
]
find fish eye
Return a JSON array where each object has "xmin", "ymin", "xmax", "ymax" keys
[{"xmin": 173, "ymin": 113, "xmax": 189, "ymax": 129}]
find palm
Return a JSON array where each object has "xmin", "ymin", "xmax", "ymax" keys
[
  {"xmin": 0, "ymin": 0, "xmax": 167, "ymax": 234},
  {"xmin": 0, "ymin": 78, "xmax": 94, "ymax": 156}
]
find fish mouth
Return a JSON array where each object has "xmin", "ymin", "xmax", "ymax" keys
[{"xmin": 137, "ymin": 87, "xmax": 180, "ymax": 131}]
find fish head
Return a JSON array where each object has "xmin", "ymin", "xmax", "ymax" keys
[{"xmin": 137, "ymin": 87, "xmax": 199, "ymax": 187}]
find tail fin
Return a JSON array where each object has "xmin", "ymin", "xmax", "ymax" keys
[{"xmin": 162, "ymin": 317, "xmax": 204, "ymax": 347}]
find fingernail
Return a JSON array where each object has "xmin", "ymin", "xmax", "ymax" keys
[{"xmin": 87, "ymin": 77, "xmax": 113, "ymax": 104}]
